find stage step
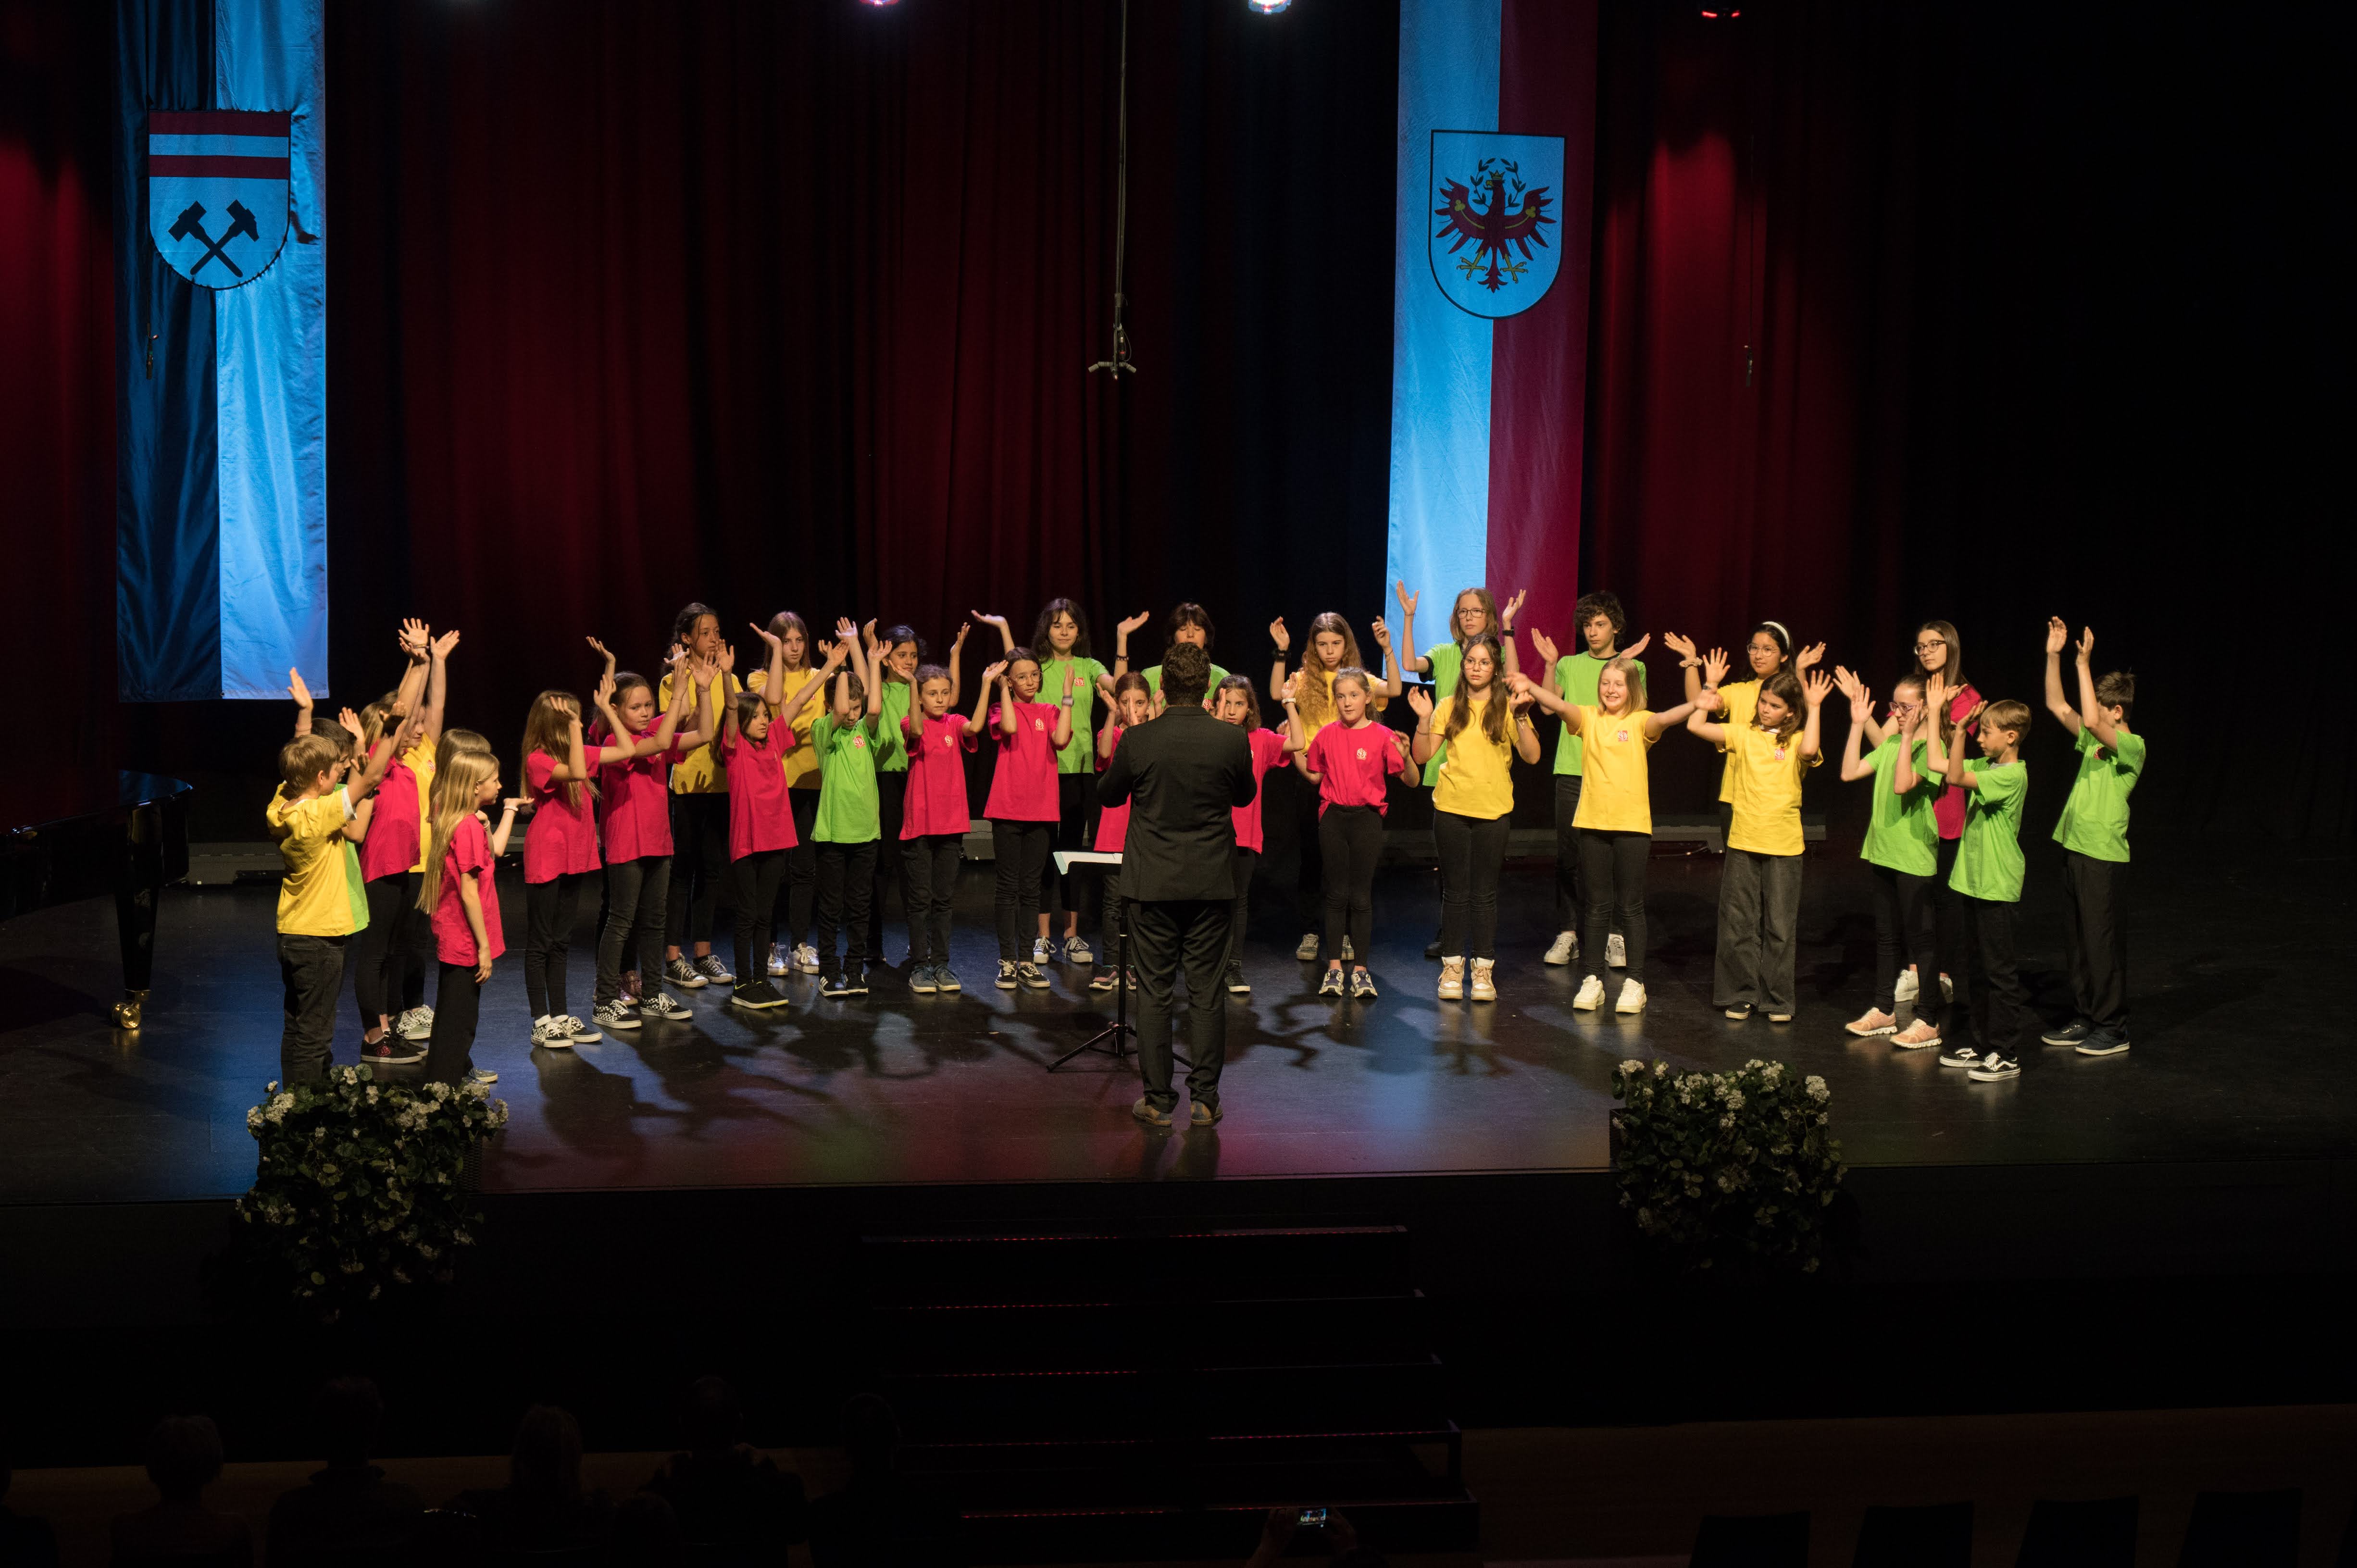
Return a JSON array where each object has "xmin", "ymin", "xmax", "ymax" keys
[{"xmin": 855, "ymin": 1221, "xmax": 1477, "ymax": 1562}]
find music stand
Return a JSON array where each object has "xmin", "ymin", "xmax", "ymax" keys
[{"xmin": 1047, "ymin": 849, "xmax": 1152, "ymax": 1071}]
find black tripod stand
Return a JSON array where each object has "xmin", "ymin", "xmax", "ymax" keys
[{"xmin": 1051, "ymin": 915, "xmax": 1135, "ymax": 1070}]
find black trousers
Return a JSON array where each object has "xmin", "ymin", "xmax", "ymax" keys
[
  {"xmin": 1931, "ymin": 834, "xmax": 1963, "ymax": 984},
  {"xmin": 1131, "ymin": 897, "xmax": 1231, "ymax": 1112},
  {"xmin": 524, "ymin": 871, "xmax": 589, "ymax": 1020},
  {"xmin": 1714, "ymin": 847, "xmax": 1804, "ymax": 1014},
  {"xmin": 1956, "ymin": 895, "xmax": 2033, "ymax": 1056},
  {"xmin": 1319, "ymin": 806, "xmax": 1383, "ymax": 965},
  {"xmin": 1285, "ymin": 768, "xmax": 1324, "ymax": 932},
  {"xmin": 1045, "ymin": 772, "xmax": 1100, "ymax": 927},
  {"xmin": 666, "ymin": 794, "xmax": 730, "ymax": 950},
  {"xmin": 1225, "ymin": 847, "xmax": 1258, "ymax": 967},
  {"xmin": 277, "ymin": 932, "xmax": 347, "ymax": 1084},
  {"xmin": 731, "ymin": 849, "xmax": 790, "ymax": 983},
  {"xmin": 1578, "ymin": 829, "xmax": 1651, "ymax": 983},
  {"xmin": 902, "ymin": 833, "xmax": 964, "ymax": 965},
  {"xmin": 596, "ymin": 854, "xmax": 671, "ymax": 1007},
  {"xmin": 991, "ymin": 819, "xmax": 1053, "ymax": 960},
  {"xmin": 868, "ymin": 771, "xmax": 910, "ymax": 956},
  {"xmin": 424, "ymin": 960, "xmax": 482, "ymax": 1084},
  {"xmin": 1434, "ymin": 809, "xmax": 1509, "ymax": 960},
  {"xmin": 815, "ymin": 839, "xmax": 877, "ymax": 974},
  {"xmin": 1868, "ymin": 862, "xmax": 1939, "ymax": 1015},
  {"xmin": 775, "ymin": 788, "xmax": 820, "ymax": 949},
  {"xmin": 2061, "ymin": 850, "xmax": 2129, "ymax": 1030},
  {"xmin": 353, "ymin": 871, "xmax": 420, "ymax": 1028}
]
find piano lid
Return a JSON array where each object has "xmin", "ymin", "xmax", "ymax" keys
[{"xmin": 2, "ymin": 771, "xmax": 195, "ymax": 837}]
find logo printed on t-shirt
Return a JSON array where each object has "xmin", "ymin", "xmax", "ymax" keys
[
  {"xmin": 1615, "ymin": 729, "xmax": 1630, "ymax": 743},
  {"xmin": 1033, "ymin": 719, "xmax": 1045, "ymax": 732},
  {"xmin": 1356, "ymin": 748, "xmax": 1368, "ymax": 761},
  {"xmin": 852, "ymin": 736, "xmax": 866, "ymax": 749},
  {"xmin": 1773, "ymin": 747, "xmax": 1787, "ymax": 761}
]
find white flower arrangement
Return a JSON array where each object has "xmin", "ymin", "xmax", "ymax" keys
[{"xmin": 1610, "ymin": 1058, "xmax": 1846, "ymax": 1275}]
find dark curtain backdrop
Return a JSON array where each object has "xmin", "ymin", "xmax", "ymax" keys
[
  {"xmin": 3, "ymin": 0, "xmax": 2342, "ymax": 838},
  {"xmin": 1581, "ymin": 0, "xmax": 2344, "ymax": 836}
]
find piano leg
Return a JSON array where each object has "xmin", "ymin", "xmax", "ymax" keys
[{"xmin": 113, "ymin": 800, "xmax": 164, "ymax": 1029}]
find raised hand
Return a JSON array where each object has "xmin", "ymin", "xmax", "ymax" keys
[
  {"xmin": 952, "ymin": 621, "xmax": 972, "ymax": 648},
  {"xmin": 2075, "ymin": 626, "xmax": 2095, "ymax": 662},
  {"xmin": 2044, "ymin": 617, "xmax": 2070, "ymax": 657},
  {"xmin": 1394, "ymin": 580, "xmax": 1419, "ymax": 620},
  {"xmin": 717, "ymin": 642, "xmax": 737, "ymax": 676},
  {"xmin": 1406, "ymin": 684, "xmax": 1434, "ymax": 720},
  {"xmin": 981, "ymin": 660, "xmax": 1009, "ymax": 686},
  {"xmin": 430, "ymin": 627, "xmax": 461, "ymax": 660},
  {"xmin": 1702, "ymin": 649, "xmax": 1730, "ymax": 689},
  {"xmin": 1117, "ymin": 610, "xmax": 1151, "ymax": 638},
  {"xmin": 1622, "ymin": 631, "xmax": 1653, "ymax": 660},
  {"xmin": 1279, "ymin": 673, "xmax": 1298, "ymax": 705},
  {"xmin": 750, "ymin": 620, "xmax": 781, "ymax": 650},
  {"xmin": 1526, "ymin": 628, "xmax": 1559, "ymax": 667},
  {"xmin": 399, "ymin": 618, "xmax": 430, "ymax": 658},
  {"xmin": 1925, "ymin": 674, "xmax": 1949, "ymax": 717},
  {"xmin": 594, "ymin": 671, "xmax": 617, "ymax": 708},
  {"xmin": 834, "ymin": 617, "xmax": 860, "ymax": 646},
  {"xmin": 821, "ymin": 638, "xmax": 850, "ymax": 668},
  {"xmin": 288, "ymin": 667, "xmax": 313, "ymax": 708},
  {"xmin": 1794, "ymin": 640, "xmax": 1826, "ymax": 673},
  {"xmin": 586, "ymin": 636, "xmax": 617, "ymax": 674},
  {"xmin": 504, "ymin": 795, "xmax": 532, "ymax": 815},
  {"xmin": 1802, "ymin": 670, "xmax": 1833, "ymax": 709},
  {"xmin": 1269, "ymin": 616, "xmax": 1290, "ymax": 653},
  {"xmin": 1500, "ymin": 587, "xmax": 1529, "ymax": 629},
  {"xmin": 970, "ymin": 610, "xmax": 1009, "ymax": 635},
  {"xmin": 1662, "ymin": 631, "xmax": 1697, "ymax": 661},
  {"xmin": 336, "ymin": 706, "xmax": 362, "ymax": 739},
  {"xmin": 1370, "ymin": 616, "xmax": 1393, "ymax": 649}
]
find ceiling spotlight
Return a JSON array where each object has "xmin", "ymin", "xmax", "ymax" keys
[
  {"xmin": 1248, "ymin": 0, "xmax": 1290, "ymax": 13},
  {"xmin": 860, "ymin": 0, "xmax": 898, "ymax": 7}
]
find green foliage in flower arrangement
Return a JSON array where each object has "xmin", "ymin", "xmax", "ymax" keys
[
  {"xmin": 1610, "ymin": 1057, "xmax": 1845, "ymax": 1274},
  {"xmin": 237, "ymin": 1065, "xmax": 508, "ymax": 1319}
]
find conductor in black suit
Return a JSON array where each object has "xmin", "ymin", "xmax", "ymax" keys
[{"xmin": 1095, "ymin": 643, "xmax": 1258, "ymax": 1127}]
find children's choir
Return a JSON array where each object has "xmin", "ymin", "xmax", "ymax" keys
[{"xmin": 266, "ymin": 594, "xmax": 2147, "ymax": 1092}]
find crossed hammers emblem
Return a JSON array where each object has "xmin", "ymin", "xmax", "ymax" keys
[{"xmin": 168, "ymin": 199, "xmax": 259, "ymax": 278}]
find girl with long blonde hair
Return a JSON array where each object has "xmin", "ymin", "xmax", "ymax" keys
[
  {"xmin": 416, "ymin": 737, "xmax": 521, "ymax": 1086},
  {"xmin": 1268, "ymin": 610, "xmax": 1402, "ymax": 963}
]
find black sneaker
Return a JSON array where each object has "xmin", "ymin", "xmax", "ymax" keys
[
  {"xmin": 996, "ymin": 960, "xmax": 1019, "ymax": 991},
  {"xmin": 1423, "ymin": 938, "xmax": 1444, "ymax": 961},
  {"xmin": 2075, "ymin": 1029, "xmax": 2132, "ymax": 1057},
  {"xmin": 664, "ymin": 956, "xmax": 708, "ymax": 989},
  {"xmin": 1225, "ymin": 960, "xmax": 1251, "ymax": 995},
  {"xmin": 1967, "ymin": 1053, "xmax": 2020, "ymax": 1081},
  {"xmin": 1016, "ymin": 961, "xmax": 1050, "ymax": 990},
  {"xmin": 820, "ymin": 971, "xmax": 854, "ymax": 999},
  {"xmin": 731, "ymin": 980, "xmax": 787, "ymax": 1010},
  {"xmin": 1936, "ymin": 1042, "xmax": 1984, "ymax": 1069},
  {"xmin": 638, "ymin": 992, "xmax": 692, "ymax": 1022},
  {"xmin": 847, "ymin": 964, "xmax": 870, "ymax": 996},
  {"xmin": 2041, "ymin": 1020, "xmax": 2094, "ymax": 1046},
  {"xmin": 362, "ymin": 1036, "xmax": 425, "ymax": 1067}
]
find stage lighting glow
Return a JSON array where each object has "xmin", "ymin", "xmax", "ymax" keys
[
  {"xmin": 1248, "ymin": 0, "xmax": 1291, "ymax": 12},
  {"xmin": 860, "ymin": 0, "xmax": 898, "ymax": 7}
]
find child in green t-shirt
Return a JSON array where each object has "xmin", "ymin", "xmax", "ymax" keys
[
  {"xmin": 812, "ymin": 619, "xmax": 884, "ymax": 997},
  {"xmin": 2040, "ymin": 619, "xmax": 2144, "ymax": 1058},
  {"xmin": 1905, "ymin": 680, "xmax": 2032, "ymax": 1081},
  {"xmin": 1832, "ymin": 667, "xmax": 1943, "ymax": 1046}
]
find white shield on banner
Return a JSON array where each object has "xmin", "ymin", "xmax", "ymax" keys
[{"xmin": 1429, "ymin": 129, "xmax": 1565, "ymax": 320}]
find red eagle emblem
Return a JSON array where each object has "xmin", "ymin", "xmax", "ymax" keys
[{"xmin": 1435, "ymin": 157, "xmax": 1556, "ymax": 294}]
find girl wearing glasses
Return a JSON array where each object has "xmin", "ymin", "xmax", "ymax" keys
[
  {"xmin": 1905, "ymin": 621, "xmax": 1979, "ymax": 1010},
  {"xmin": 1666, "ymin": 621, "xmax": 1826, "ymax": 842}
]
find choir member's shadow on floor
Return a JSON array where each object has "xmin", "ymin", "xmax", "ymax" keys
[{"xmin": 493, "ymin": 1042, "xmax": 661, "ymax": 1171}]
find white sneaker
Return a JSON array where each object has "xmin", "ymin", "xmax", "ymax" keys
[
  {"xmin": 1938, "ymin": 972, "xmax": 1955, "ymax": 1001},
  {"xmin": 1032, "ymin": 937, "xmax": 1055, "ymax": 965},
  {"xmin": 1615, "ymin": 980, "xmax": 1647, "ymax": 1014},
  {"xmin": 1469, "ymin": 958, "xmax": 1497, "ymax": 1002},
  {"xmin": 531, "ymin": 1016, "xmax": 570, "ymax": 1049},
  {"xmin": 594, "ymin": 999, "xmax": 639, "ymax": 1032},
  {"xmin": 1895, "ymin": 965, "xmax": 1920, "ymax": 1003},
  {"xmin": 1295, "ymin": 933, "xmax": 1321, "ymax": 961},
  {"xmin": 395, "ymin": 1006, "xmax": 434, "ymax": 1041},
  {"xmin": 1341, "ymin": 937, "xmax": 1355, "ymax": 961},
  {"xmin": 557, "ymin": 1014, "xmax": 602, "ymax": 1045},
  {"xmin": 1064, "ymin": 935, "xmax": 1094, "ymax": 966},
  {"xmin": 1544, "ymin": 931, "xmax": 1578, "ymax": 966},
  {"xmin": 1572, "ymin": 975, "xmax": 1606, "ymax": 1010},
  {"xmin": 768, "ymin": 943, "xmax": 791, "ymax": 977},
  {"xmin": 792, "ymin": 943, "xmax": 821, "ymax": 975},
  {"xmin": 1606, "ymin": 933, "xmax": 1627, "ymax": 969}
]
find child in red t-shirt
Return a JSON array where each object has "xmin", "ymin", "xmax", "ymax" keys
[
  {"xmin": 980, "ymin": 648, "xmax": 1073, "ymax": 991},
  {"xmin": 1211, "ymin": 674, "xmax": 1299, "ymax": 996},
  {"xmin": 1087, "ymin": 674, "xmax": 1154, "ymax": 994},
  {"xmin": 902, "ymin": 660, "xmax": 981, "ymax": 995},
  {"xmin": 721, "ymin": 622, "xmax": 842, "ymax": 1009},
  {"xmin": 418, "ymin": 739, "xmax": 523, "ymax": 1086},
  {"xmin": 1291, "ymin": 668, "xmax": 1411, "ymax": 998}
]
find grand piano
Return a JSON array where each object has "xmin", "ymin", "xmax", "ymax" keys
[{"xmin": 0, "ymin": 772, "xmax": 193, "ymax": 1028}]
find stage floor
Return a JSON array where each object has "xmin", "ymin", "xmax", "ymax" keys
[{"xmin": 1, "ymin": 835, "xmax": 2348, "ymax": 1204}]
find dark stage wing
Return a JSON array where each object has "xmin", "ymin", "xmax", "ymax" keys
[{"xmin": 0, "ymin": 771, "xmax": 192, "ymax": 1028}]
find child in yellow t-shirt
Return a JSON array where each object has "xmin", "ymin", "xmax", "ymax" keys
[
  {"xmin": 267, "ymin": 710, "xmax": 404, "ymax": 1085},
  {"xmin": 1688, "ymin": 660, "xmax": 1828, "ymax": 1023}
]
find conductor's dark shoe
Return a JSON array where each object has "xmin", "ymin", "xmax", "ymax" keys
[
  {"xmin": 1132, "ymin": 1097, "xmax": 1173, "ymax": 1128},
  {"xmin": 1423, "ymin": 939, "xmax": 1444, "ymax": 961},
  {"xmin": 2041, "ymin": 1020, "xmax": 2093, "ymax": 1046},
  {"xmin": 1189, "ymin": 1099, "xmax": 1223, "ymax": 1126}
]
